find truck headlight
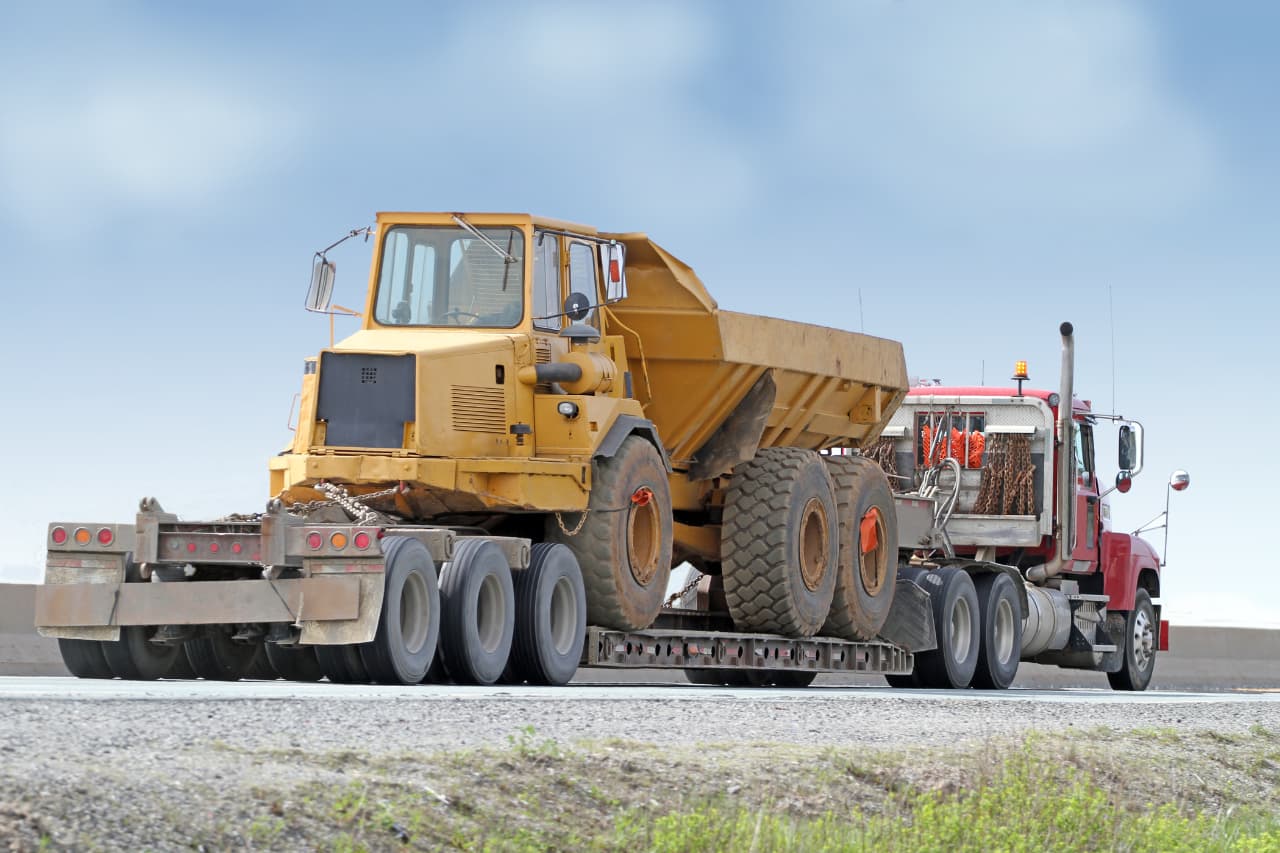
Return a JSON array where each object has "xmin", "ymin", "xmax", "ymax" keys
[{"xmin": 557, "ymin": 401, "xmax": 580, "ymax": 419}]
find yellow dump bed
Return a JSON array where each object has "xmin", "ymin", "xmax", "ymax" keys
[{"xmin": 604, "ymin": 234, "xmax": 909, "ymax": 474}]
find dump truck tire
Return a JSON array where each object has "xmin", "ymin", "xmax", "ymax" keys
[
  {"xmin": 102, "ymin": 627, "xmax": 182, "ymax": 681},
  {"xmin": 722, "ymin": 447, "xmax": 838, "ymax": 637},
  {"xmin": 822, "ymin": 455, "xmax": 898, "ymax": 641},
  {"xmin": 972, "ymin": 572, "xmax": 1022, "ymax": 690},
  {"xmin": 264, "ymin": 643, "xmax": 324, "ymax": 682},
  {"xmin": 509, "ymin": 543, "xmax": 587, "ymax": 686},
  {"xmin": 913, "ymin": 568, "xmax": 980, "ymax": 689},
  {"xmin": 316, "ymin": 645, "xmax": 370, "ymax": 683},
  {"xmin": 1108, "ymin": 588, "xmax": 1157, "ymax": 692},
  {"xmin": 358, "ymin": 536, "xmax": 441, "ymax": 685},
  {"xmin": 439, "ymin": 539, "xmax": 515, "ymax": 685},
  {"xmin": 185, "ymin": 629, "xmax": 259, "ymax": 681},
  {"xmin": 547, "ymin": 436, "xmax": 673, "ymax": 631},
  {"xmin": 57, "ymin": 639, "xmax": 114, "ymax": 679}
]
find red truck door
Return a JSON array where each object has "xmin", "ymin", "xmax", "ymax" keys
[{"xmin": 1070, "ymin": 422, "xmax": 1100, "ymax": 569}]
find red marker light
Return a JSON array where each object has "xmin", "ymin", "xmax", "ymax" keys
[
  {"xmin": 231, "ymin": 542, "xmax": 243, "ymax": 555},
  {"xmin": 97, "ymin": 528, "xmax": 114, "ymax": 546},
  {"xmin": 187, "ymin": 542, "xmax": 197, "ymax": 553},
  {"xmin": 51, "ymin": 527, "xmax": 68, "ymax": 545},
  {"xmin": 209, "ymin": 542, "xmax": 220, "ymax": 554},
  {"xmin": 307, "ymin": 531, "xmax": 323, "ymax": 550},
  {"xmin": 353, "ymin": 531, "xmax": 371, "ymax": 550}
]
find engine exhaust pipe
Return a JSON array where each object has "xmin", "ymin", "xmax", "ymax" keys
[{"xmin": 1026, "ymin": 322, "xmax": 1076, "ymax": 583}]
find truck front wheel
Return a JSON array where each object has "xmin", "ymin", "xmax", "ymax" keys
[
  {"xmin": 547, "ymin": 436, "xmax": 673, "ymax": 631},
  {"xmin": 1107, "ymin": 588, "xmax": 1156, "ymax": 692}
]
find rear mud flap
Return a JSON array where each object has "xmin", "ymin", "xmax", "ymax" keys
[{"xmin": 879, "ymin": 577, "xmax": 937, "ymax": 652}]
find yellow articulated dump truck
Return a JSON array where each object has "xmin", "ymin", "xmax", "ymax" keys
[{"xmin": 35, "ymin": 210, "xmax": 917, "ymax": 687}]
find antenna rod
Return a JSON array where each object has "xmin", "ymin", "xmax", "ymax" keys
[{"xmin": 1109, "ymin": 285, "xmax": 1117, "ymax": 413}]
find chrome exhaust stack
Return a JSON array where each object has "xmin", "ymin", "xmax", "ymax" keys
[{"xmin": 1026, "ymin": 322, "xmax": 1076, "ymax": 583}]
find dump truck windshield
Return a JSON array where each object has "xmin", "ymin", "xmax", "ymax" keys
[{"xmin": 373, "ymin": 225, "xmax": 525, "ymax": 328}]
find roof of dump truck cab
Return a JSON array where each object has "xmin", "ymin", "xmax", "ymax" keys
[
  {"xmin": 374, "ymin": 212, "xmax": 598, "ymax": 235},
  {"xmin": 905, "ymin": 386, "xmax": 1091, "ymax": 414}
]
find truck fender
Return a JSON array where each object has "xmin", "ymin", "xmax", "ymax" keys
[{"xmin": 594, "ymin": 415, "xmax": 672, "ymax": 472}]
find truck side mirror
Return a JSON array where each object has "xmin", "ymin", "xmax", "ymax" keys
[
  {"xmin": 306, "ymin": 257, "xmax": 336, "ymax": 313},
  {"xmin": 1118, "ymin": 424, "xmax": 1136, "ymax": 472},
  {"xmin": 604, "ymin": 242, "xmax": 627, "ymax": 302}
]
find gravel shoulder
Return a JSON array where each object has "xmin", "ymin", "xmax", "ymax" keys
[{"xmin": 3, "ymin": 688, "xmax": 1279, "ymax": 850}]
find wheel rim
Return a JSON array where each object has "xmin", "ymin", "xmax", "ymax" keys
[
  {"xmin": 627, "ymin": 496, "xmax": 661, "ymax": 586},
  {"xmin": 858, "ymin": 507, "xmax": 889, "ymax": 596},
  {"xmin": 1132, "ymin": 607, "xmax": 1154, "ymax": 672},
  {"xmin": 950, "ymin": 596, "xmax": 973, "ymax": 662},
  {"xmin": 399, "ymin": 570, "xmax": 431, "ymax": 656},
  {"xmin": 992, "ymin": 596, "xmax": 1015, "ymax": 666},
  {"xmin": 476, "ymin": 573, "xmax": 506, "ymax": 654},
  {"xmin": 798, "ymin": 498, "xmax": 830, "ymax": 592},
  {"xmin": 550, "ymin": 576, "xmax": 579, "ymax": 655}
]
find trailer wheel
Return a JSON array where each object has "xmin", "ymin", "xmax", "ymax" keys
[
  {"xmin": 913, "ymin": 568, "xmax": 980, "ymax": 689},
  {"xmin": 439, "ymin": 539, "xmax": 515, "ymax": 685},
  {"xmin": 508, "ymin": 543, "xmax": 586, "ymax": 686},
  {"xmin": 316, "ymin": 645, "xmax": 371, "ymax": 683},
  {"xmin": 972, "ymin": 572, "xmax": 1022, "ymax": 690},
  {"xmin": 358, "ymin": 536, "xmax": 441, "ymax": 685},
  {"xmin": 683, "ymin": 668, "xmax": 723, "ymax": 685},
  {"xmin": 1107, "ymin": 588, "xmax": 1156, "ymax": 692},
  {"xmin": 245, "ymin": 644, "xmax": 280, "ymax": 680},
  {"xmin": 763, "ymin": 671, "xmax": 818, "ymax": 688},
  {"xmin": 185, "ymin": 629, "xmax": 259, "ymax": 681},
  {"xmin": 884, "ymin": 672, "xmax": 920, "ymax": 688},
  {"xmin": 57, "ymin": 639, "xmax": 114, "ymax": 679},
  {"xmin": 264, "ymin": 643, "xmax": 324, "ymax": 683},
  {"xmin": 822, "ymin": 456, "xmax": 898, "ymax": 641},
  {"xmin": 722, "ymin": 448, "xmax": 838, "ymax": 638},
  {"xmin": 102, "ymin": 627, "xmax": 182, "ymax": 681},
  {"xmin": 547, "ymin": 436, "xmax": 673, "ymax": 631}
]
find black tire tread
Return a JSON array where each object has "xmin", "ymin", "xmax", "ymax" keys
[
  {"xmin": 722, "ymin": 447, "xmax": 837, "ymax": 637},
  {"xmin": 822, "ymin": 455, "xmax": 898, "ymax": 641},
  {"xmin": 57, "ymin": 639, "xmax": 114, "ymax": 679},
  {"xmin": 264, "ymin": 643, "xmax": 324, "ymax": 682}
]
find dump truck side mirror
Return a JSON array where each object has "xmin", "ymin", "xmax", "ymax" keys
[
  {"xmin": 306, "ymin": 257, "xmax": 336, "ymax": 313},
  {"xmin": 604, "ymin": 242, "xmax": 627, "ymax": 302}
]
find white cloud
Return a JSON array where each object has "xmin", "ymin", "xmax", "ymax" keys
[
  {"xmin": 0, "ymin": 78, "xmax": 293, "ymax": 230},
  {"xmin": 779, "ymin": 1, "xmax": 1217, "ymax": 219}
]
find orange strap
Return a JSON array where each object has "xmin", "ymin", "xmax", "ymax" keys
[{"xmin": 860, "ymin": 507, "xmax": 881, "ymax": 554}]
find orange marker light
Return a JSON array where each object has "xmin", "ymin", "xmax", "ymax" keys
[
  {"xmin": 1012, "ymin": 360, "xmax": 1029, "ymax": 380},
  {"xmin": 73, "ymin": 528, "xmax": 91, "ymax": 546},
  {"xmin": 330, "ymin": 531, "xmax": 349, "ymax": 550}
]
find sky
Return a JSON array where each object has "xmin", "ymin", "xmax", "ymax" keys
[{"xmin": 0, "ymin": 1, "xmax": 1276, "ymax": 626}]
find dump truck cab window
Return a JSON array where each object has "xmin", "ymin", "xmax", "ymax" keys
[
  {"xmin": 532, "ymin": 231, "xmax": 560, "ymax": 331},
  {"xmin": 374, "ymin": 225, "xmax": 525, "ymax": 328},
  {"xmin": 567, "ymin": 241, "xmax": 598, "ymax": 326}
]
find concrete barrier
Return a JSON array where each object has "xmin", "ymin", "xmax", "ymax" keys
[{"xmin": 4, "ymin": 582, "xmax": 1279, "ymax": 688}]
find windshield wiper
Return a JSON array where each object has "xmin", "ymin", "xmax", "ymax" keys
[{"xmin": 452, "ymin": 214, "xmax": 517, "ymax": 264}]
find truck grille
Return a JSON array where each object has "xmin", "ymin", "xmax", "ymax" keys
[
  {"xmin": 451, "ymin": 385, "xmax": 506, "ymax": 434},
  {"xmin": 317, "ymin": 353, "xmax": 416, "ymax": 448}
]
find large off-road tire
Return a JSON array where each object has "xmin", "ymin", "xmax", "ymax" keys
[
  {"xmin": 972, "ymin": 572, "xmax": 1022, "ymax": 690},
  {"xmin": 184, "ymin": 629, "xmax": 259, "ymax": 681},
  {"xmin": 102, "ymin": 627, "xmax": 182, "ymax": 681},
  {"xmin": 264, "ymin": 643, "xmax": 324, "ymax": 683},
  {"xmin": 508, "ymin": 544, "xmax": 587, "ymax": 686},
  {"xmin": 439, "ymin": 539, "xmax": 515, "ymax": 685},
  {"xmin": 722, "ymin": 448, "xmax": 838, "ymax": 638},
  {"xmin": 547, "ymin": 436, "xmax": 673, "ymax": 631},
  {"xmin": 913, "ymin": 568, "xmax": 980, "ymax": 689},
  {"xmin": 57, "ymin": 639, "xmax": 114, "ymax": 679},
  {"xmin": 358, "ymin": 536, "xmax": 441, "ymax": 685},
  {"xmin": 1108, "ymin": 588, "xmax": 1157, "ymax": 692},
  {"xmin": 315, "ymin": 645, "xmax": 371, "ymax": 684},
  {"xmin": 822, "ymin": 455, "xmax": 898, "ymax": 640}
]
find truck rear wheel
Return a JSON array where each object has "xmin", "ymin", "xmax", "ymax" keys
[
  {"xmin": 439, "ymin": 539, "xmax": 515, "ymax": 685},
  {"xmin": 103, "ymin": 627, "xmax": 182, "ymax": 681},
  {"xmin": 972, "ymin": 572, "xmax": 1022, "ymax": 690},
  {"xmin": 315, "ymin": 645, "xmax": 370, "ymax": 684},
  {"xmin": 547, "ymin": 436, "xmax": 673, "ymax": 631},
  {"xmin": 264, "ymin": 643, "xmax": 324, "ymax": 682},
  {"xmin": 185, "ymin": 629, "xmax": 259, "ymax": 681},
  {"xmin": 822, "ymin": 456, "xmax": 898, "ymax": 641},
  {"xmin": 1108, "ymin": 588, "xmax": 1156, "ymax": 692},
  {"xmin": 508, "ymin": 543, "xmax": 586, "ymax": 686},
  {"xmin": 358, "ymin": 536, "xmax": 441, "ymax": 685},
  {"xmin": 722, "ymin": 448, "xmax": 838, "ymax": 638},
  {"xmin": 57, "ymin": 639, "xmax": 114, "ymax": 679},
  {"xmin": 913, "ymin": 568, "xmax": 980, "ymax": 689}
]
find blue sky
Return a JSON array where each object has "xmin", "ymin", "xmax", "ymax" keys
[{"xmin": 1, "ymin": 2, "xmax": 1275, "ymax": 626}]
